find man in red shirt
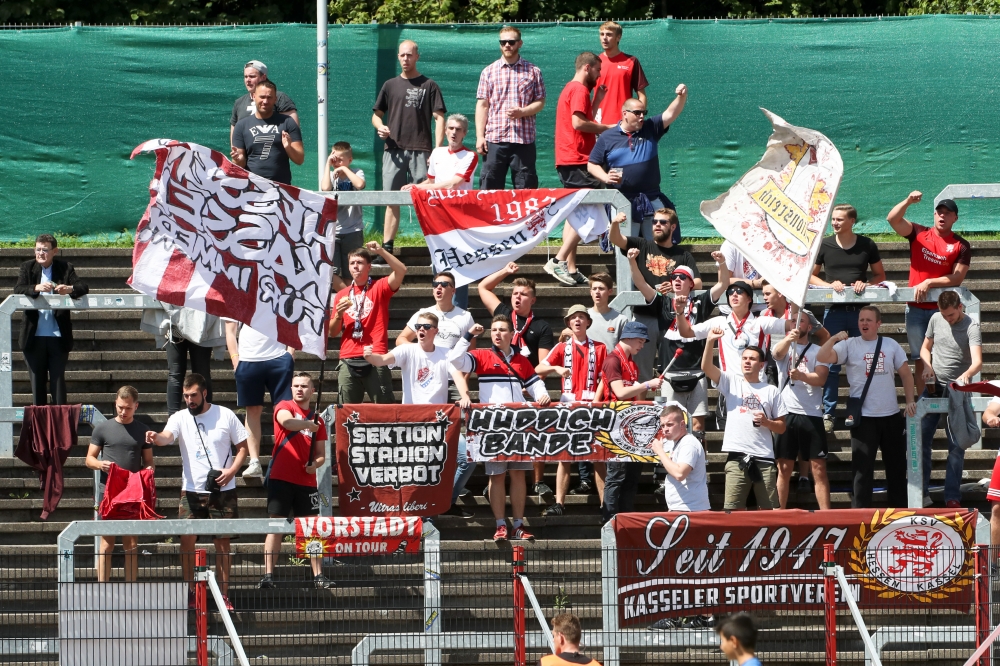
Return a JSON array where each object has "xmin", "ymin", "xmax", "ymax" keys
[
  {"xmin": 600, "ymin": 321, "xmax": 662, "ymax": 523},
  {"xmin": 329, "ymin": 242, "xmax": 408, "ymax": 403},
  {"xmin": 886, "ymin": 192, "xmax": 971, "ymax": 393},
  {"xmin": 259, "ymin": 372, "xmax": 332, "ymax": 589},
  {"xmin": 593, "ymin": 21, "xmax": 650, "ymax": 126},
  {"xmin": 536, "ymin": 304, "xmax": 608, "ymax": 516},
  {"xmin": 544, "ymin": 52, "xmax": 615, "ymax": 287}
]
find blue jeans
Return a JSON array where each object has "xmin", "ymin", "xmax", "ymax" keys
[
  {"xmin": 821, "ymin": 306, "xmax": 861, "ymax": 416},
  {"xmin": 921, "ymin": 389, "xmax": 965, "ymax": 502},
  {"xmin": 452, "ymin": 435, "xmax": 476, "ymax": 503}
]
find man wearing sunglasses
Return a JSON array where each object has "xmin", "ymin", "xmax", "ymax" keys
[
  {"xmin": 475, "ymin": 26, "xmax": 546, "ymax": 190},
  {"xmin": 588, "ymin": 86, "xmax": 687, "ymax": 242},
  {"xmin": 397, "ymin": 272, "xmax": 477, "ymax": 352},
  {"xmin": 608, "ymin": 208, "xmax": 700, "ymax": 382}
]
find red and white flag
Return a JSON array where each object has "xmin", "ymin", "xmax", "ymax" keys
[
  {"xmin": 700, "ymin": 110, "xmax": 843, "ymax": 307},
  {"xmin": 410, "ymin": 189, "xmax": 609, "ymax": 287},
  {"xmin": 129, "ymin": 139, "xmax": 337, "ymax": 358}
]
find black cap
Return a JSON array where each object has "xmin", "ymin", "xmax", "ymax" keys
[
  {"xmin": 726, "ymin": 281, "xmax": 754, "ymax": 299},
  {"xmin": 936, "ymin": 199, "xmax": 959, "ymax": 214}
]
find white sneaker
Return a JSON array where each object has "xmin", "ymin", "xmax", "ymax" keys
[
  {"xmin": 242, "ymin": 459, "xmax": 263, "ymax": 478},
  {"xmin": 549, "ymin": 260, "xmax": 577, "ymax": 286}
]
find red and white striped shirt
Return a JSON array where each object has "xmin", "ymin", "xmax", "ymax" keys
[{"xmin": 476, "ymin": 57, "xmax": 546, "ymax": 144}]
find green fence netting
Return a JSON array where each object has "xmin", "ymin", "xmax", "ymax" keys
[{"xmin": 2, "ymin": 16, "xmax": 999, "ymax": 242}]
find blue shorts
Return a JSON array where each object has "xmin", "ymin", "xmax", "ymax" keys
[
  {"xmin": 904, "ymin": 305, "xmax": 937, "ymax": 360},
  {"xmin": 235, "ymin": 353, "xmax": 294, "ymax": 406}
]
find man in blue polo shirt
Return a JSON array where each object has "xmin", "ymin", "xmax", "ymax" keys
[{"xmin": 588, "ymin": 84, "xmax": 688, "ymax": 241}]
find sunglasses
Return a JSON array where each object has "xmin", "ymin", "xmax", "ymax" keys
[
  {"xmin": 414, "ymin": 323, "xmax": 436, "ymax": 331},
  {"xmin": 625, "ymin": 109, "xmax": 647, "ymax": 117},
  {"xmin": 431, "ymin": 280, "xmax": 454, "ymax": 289},
  {"xmin": 499, "ymin": 39, "xmax": 519, "ymax": 46},
  {"xmin": 668, "ymin": 273, "xmax": 691, "ymax": 281},
  {"xmin": 651, "ymin": 219, "xmax": 671, "ymax": 226}
]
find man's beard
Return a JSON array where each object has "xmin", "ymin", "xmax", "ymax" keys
[
  {"xmin": 653, "ymin": 229, "xmax": 670, "ymax": 243},
  {"xmin": 187, "ymin": 400, "xmax": 204, "ymax": 416}
]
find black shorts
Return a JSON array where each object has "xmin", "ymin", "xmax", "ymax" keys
[
  {"xmin": 266, "ymin": 478, "xmax": 320, "ymax": 519},
  {"xmin": 556, "ymin": 165, "xmax": 602, "ymax": 188},
  {"xmin": 775, "ymin": 413, "xmax": 828, "ymax": 461}
]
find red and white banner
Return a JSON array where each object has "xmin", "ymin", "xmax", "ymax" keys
[
  {"xmin": 613, "ymin": 509, "xmax": 978, "ymax": 626},
  {"xmin": 335, "ymin": 404, "xmax": 461, "ymax": 517},
  {"xmin": 410, "ymin": 189, "xmax": 609, "ymax": 287},
  {"xmin": 129, "ymin": 139, "xmax": 338, "ymax": 358},
  {"xmin": 700, "ymin": 110, "xmax": 843, "ymax": 306},
  {"xmin": 295, "ymin": 516, "xmax": 422, "ymax": 557}
]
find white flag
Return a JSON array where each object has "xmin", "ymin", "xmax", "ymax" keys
[{"xmin": 700, "ymin": 110, "xmax": 843, "ymax": 307}]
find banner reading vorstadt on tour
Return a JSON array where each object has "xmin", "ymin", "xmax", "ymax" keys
[
  {"xmin": 466, "ymin": 402, "xmax": 662, "ymax": 463},
  {"xmin": 613, "ymin": 509, "xmax": 978, "ymax": 627},
  {"xmin": 410, "ymin": 188, "xmax": 609, "ymax": 288},
  {"xmin": 335, "ymin": 404, "xmax": 460, "ymax": 517},
  {"xmin": 700, "ymin": 110, "xmax": 843, "ymax": 307},
  {"xmin": 295, "ymin": 516, "xmax": 422, "ymax": 557}
]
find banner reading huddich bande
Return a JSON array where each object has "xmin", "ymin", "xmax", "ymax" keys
[
  {"xmin": 466, "ymin": 402, "xmax": 662, "ymax": 463},
  {"xmin": 130, "ymin": 139, "xmax": 338, "ymax": 358},
  {"xmin": 335, "ymin": 404, "xmax": 461, "ymax": 517},
  {"xmin": 410, "ymin": 188, "xmax": 609, "ymax": 288},
  {"xmin": 613, "ymin": 509, "xmax": 978, "ymax": 627},
  {"xmin": 700, "ymin": 110, "xmax": 843, "ymax": 307}
]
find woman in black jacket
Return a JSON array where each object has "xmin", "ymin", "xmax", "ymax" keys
[{"xmin": 12, "ymin": 234, "xmax": 89, "ymax": 405}]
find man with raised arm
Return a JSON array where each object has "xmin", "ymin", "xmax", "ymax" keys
[
  {"xmin": 702, "ymin": 328, "xmax": 787, "ymax": 510},
  {"xmin": 329, "ymin": 243, "xmax": 408, "ymax": 404},
  {"xmin": 452, "ymin": 314, "xmax": 551, "ymax": 543},
  {"xmin": 816, "ymin": 306, "xmax": 917, "ymax": 508},
  {"xmin": 886, "ymin": 192, "xmax": 971, "ymax": 395}
]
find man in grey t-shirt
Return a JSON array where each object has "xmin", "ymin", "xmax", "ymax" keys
[
  {"xmin": 85, "ymin": 386, "xmax": 153, "ymax": 582},
  {"xmin": 918, "ymin": 290, "xmax": 983, "ymax": 507}
]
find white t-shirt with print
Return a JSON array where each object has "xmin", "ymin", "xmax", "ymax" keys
[
  {"xmin": 717, "ymin": 371, "xmax": 786, "ymax": 458},
  {"xmin": 167, "ymin": 404, "xmax": 248, "ymax": 493},
  {"xmin": 720, "ymin": 240, "xmax": 761, "ymax": 281},
  {"xmin": 406, "ymin": 305, "xmax": 475, "ymax": 350},
  {"xmin": 661, "ymin": 433, "xmax": 710, "ymax": 512},
  {"xmin": 229, "ymin": 321, "xmax": 287, "ymax": 362},
  {"xmin": 781, "ymin": 342, "xmax": 830, "ymax": 417},
  {"xmin": 391, "ymin": 344, "xmax": 455, "ymax": 405},
  {"xmin": 687, "ymin": 313, "xmax": 786, "ymax": 381},
  {"xmin": 833, "ymin": 336, "xmax": 908, "ymax": 417}
]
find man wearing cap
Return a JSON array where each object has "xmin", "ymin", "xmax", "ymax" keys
[
  {"xmin": 536, "ymin": 304, "xmax": 609, "ymax": 516},
  {"xmin": 600, "ymin": 320, "xmax": 662, "ymax": 523},
  {"xmin": 230, "ymin": 60, "xmax": 299, "ymax": 146},
  {"xmin": 608, "ymin": 208, "xmax": 700, "ymax": 382},
  {"xmin": 887, "ymin": 192, "xmax": 971, "ymax": 395},
  {"xmin": 702, "ymin": 327, "xmax": 787, "ymax": 510}
]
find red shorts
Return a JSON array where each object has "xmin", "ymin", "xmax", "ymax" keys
[{"xmin": 988, "ymin": 454, "xmax": 1000, "ymax": 502}]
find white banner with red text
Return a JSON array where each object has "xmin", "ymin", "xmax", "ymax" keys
[{"xmin": 410, "ymin": 188, "xmax": 609, "ymax": 288}]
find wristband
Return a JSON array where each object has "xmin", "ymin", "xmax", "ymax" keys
[
  {"xmin": 463, "ymin": 331, "xmax": 474, "ymax": 341},
  {"xmin": 643, "ymin": 382, "xmax": 650, "ymax": 390}
]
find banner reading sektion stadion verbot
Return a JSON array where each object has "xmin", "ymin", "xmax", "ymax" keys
[{"xmin": 613, "ymin": 509, "xmax": 978, "ymax": 627}]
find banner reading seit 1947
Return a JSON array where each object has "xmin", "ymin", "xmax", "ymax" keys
[{"xmin": 613, "ymin": 509, "xmax": 978, "ymax": 627}]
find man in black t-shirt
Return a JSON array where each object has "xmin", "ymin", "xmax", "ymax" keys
[
  {"xmin": 610, "ymin": 207, "xmax": 701, "ymax": 381},
  {"xmin": 230, "ymin": 60, "xmax": 298, "ymax": 147},
  {"xmin": 809, "ymin": 204, "xmax": 886, "ymax": 428},
  {"xmin": 231, "ymin": 81, "xmax": 304, "ymax": 185},
  {"xmin": 372, "ymin": 40, "xmax": 447, "ymax": 259},
  {"xmin": 479, "ymin": 262, "xmax": 556, "ymax": 498}
]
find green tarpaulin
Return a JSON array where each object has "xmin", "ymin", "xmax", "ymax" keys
[{"xmin": 2, "ymin": 17, "xmax": 999, "ymax": 241}]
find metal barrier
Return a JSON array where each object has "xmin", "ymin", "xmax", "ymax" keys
[{"xmin": 907, "ymin": 395, "xmax": 996, "ymax": 509}]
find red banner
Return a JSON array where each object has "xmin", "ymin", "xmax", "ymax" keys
[
  {"xmin": 613, "ymin": 509, "xmax": 978, "ymax": 626},
  {"xmin": 466, "ymin": 401, "xmax": 662, "ymax": 463},
  {"xmin": 335, "ymin": 404, "xmax": 460, "ymax": 517},
  {"xmin": 295, "ymin": 516, "xmax": 422, "ymax": 557}
]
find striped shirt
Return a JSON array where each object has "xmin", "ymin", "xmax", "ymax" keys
[
  {"xmin": 476, "ymin": 57, "xmax": 546, "ymax": 144},
  {"xmin": 453, "ymin": 346, "xmax": 547, "ymax": 404}
]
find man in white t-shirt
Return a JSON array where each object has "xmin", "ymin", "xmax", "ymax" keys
[
  {"xmin": 397, "ymin": 271, "xmax": 476, "ymax": 351},
  {"xmin": 702, "ymin": 327, "xmax": 786, "ymax": 510},
  {"xmin": 403, "ymin": 113, "xmax": 478, "ymax": 192},
  {"xmin": 817, "ymin": 305, "xmax": 916, "ymax": 508},
  {"xmin": 147, "ymin": 373, "xmax": 248, "ymax": 610},
  {"xmin": 771, "ymin": 323, "xmax": 831, "ymax": 510},
  {"xmin": 650, "ymin": 404, "xmax": 709, "ymax": 511},
  {"xmin": 366, "ymin": 312, "xmax": 475, "ymax": 519},
  {"xmin": 225, "ymin": 321, "xmax": 295, "ymax": 478}
]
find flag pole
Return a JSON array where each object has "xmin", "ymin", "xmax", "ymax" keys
[{"xmin": 310, "ymin": 215, "xmax": 339, "ymax": 466}]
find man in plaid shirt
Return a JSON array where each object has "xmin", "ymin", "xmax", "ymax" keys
[{"xmin": 475, "ymin": 26, "xmax": 547, "ymax": 190}]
